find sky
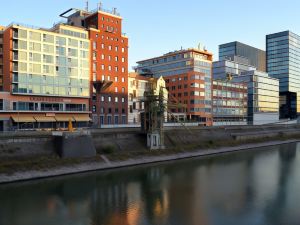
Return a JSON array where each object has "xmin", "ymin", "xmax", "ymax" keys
[{"xmin": 1, "ymin": 0, "xmax": 299, "ymax": 71}]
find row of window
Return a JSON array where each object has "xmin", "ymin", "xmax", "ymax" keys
[
  {"xmin": 92, "ymin": 106, "xmax": 126, "ymax": 114},
  {"xmin": 92, "ymin": 52, "xmax": 126, "ymax": 62},
  {"xmin": 11, "ymin": 101, "xmax": 86, "ymax": 111},
  {"xmin": 92, "ymin": 42, "xmax": 126, "ymax": 52},
  {"xmin": 94, "ymin": 33, "xmax": 125, "ymax": 43},
  {"xmin": 93, "ymin": 63, "xmax": 126, "ymax": 73}
]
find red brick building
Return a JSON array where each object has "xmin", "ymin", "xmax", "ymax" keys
[
  {"xmin": 136, "ymin": 48, "xmax": 213, "ymax": 126},
  {"xmin": 61, "ymin": 6, "xmax": 129, "ymax": 126}
]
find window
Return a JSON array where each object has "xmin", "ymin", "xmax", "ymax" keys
[
  {"xmin": 101, "ymin": 65, "xmax": 105, "ymax": 70},
  {"xmin": 93, "ymin": 41, "xmax": 97, "ymax": 49},
  {"xmin": 93, "ymin": 63, "xmax": 97, "ymax": 71},
  {"xmin": 108, "ymin": 45, "xmax": 112, "ymax": 50},
  {"xmin": 115, "ymin": 77, "xmax": 118, "ymax": 82},
  {"xmin": 107, "ymin": 76, "xmax": 110, "ymax": 81},
  {"xmin": 115, "ymin": 87, "xmax": 118, "ymax": 93},
  {"xmin": 101, "ymin": 43, "xmax": 104, "ymax": 49},
  {"xmin": 122, "ymin": 98, "xmax": 125, "ymax": 103},
  {"xmin": 101, "ymin": 75, "xmax": 105, "ymax": 81},
  {"xmin": 108, "ymin": 55, "xmax": 111, "ymax": 61},
  {"xmin": 122, "ymin": 57, "xmax": 125, "ymax": 62},
  {"xmin": 92, "ymin": 105, "xmax": 96, "ymax": 112},
  {"xmin": 93, "ymin": 52, "xmax": 97, "ymax": 60},
  {"xmin": 115, "ymin": 46, "xmax": 118, "ymax": 51},
  {"xmin": 122, "ymin": 67, "xmax": 125, "ymax": 73},
  {"xmin": 108, "ymin": 96, "xmax": 111, "ymax": 102},
  {"xmin": 122, "ymin": 77, "xmax": 125, "ymax": 82},
  {"xmin": 115, "ymin": 97, "xmax": 118, "ymax": 102},
  {"xmin": 101, "ymin": 54, "xmax": 105, "ymax": 59},
  {"xmin": 115, "ymin": 56, "xmax": 118, "ymax": 61},
  {"xmin": 101, "ymin": 96, "xmax": 105, "ymax": 102},
  {"xmin": 122, "ymin": 47, "xmax": 125, "ymax": 52},
  {"xmin": 122, "ymin": 87, "xmax": 125, "ymax": 93},
  {"xmin": 108, "ymin": 66, "xmax": 112, "ymax": 71},
  {"xmin": 115, "ymin": 66, "xmax": 118, "ymax": 72}
]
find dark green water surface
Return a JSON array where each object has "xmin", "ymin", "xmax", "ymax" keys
[{"xmin": 1, "ymin": 143, "xmax": 300, "ymax": 225}]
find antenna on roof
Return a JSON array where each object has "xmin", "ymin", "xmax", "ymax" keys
[
  {"xmin": 85, "ymin": 0, "xmax": 89, "ymax": 11},
  {"xmin": 98, "ymin": 1, "xmax": 102, "ymax": 10}
]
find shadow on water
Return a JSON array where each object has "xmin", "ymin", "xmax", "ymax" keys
[{"xmin": 0, "ymin": 143, "xmax": 300, "ymax": 225}]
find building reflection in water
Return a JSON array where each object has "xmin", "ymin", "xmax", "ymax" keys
[{"xmin": 0, "ymin": 143, "xmax": 300, "ymax": 225}]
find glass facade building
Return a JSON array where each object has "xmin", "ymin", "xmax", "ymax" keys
[
  {"xmin": 212, "ymin": 80, "xmax": 248, "ymax": 126},
  {"xmin": 10, "ymin": 24, "xmax": 90, "ymax": 97},
  {"xmin": 219, "ymin": 41, "xmax": 266, "ymax": 72},
  {"xmin": 233, "ymin": 70, "xmax": 279, "ymax": 125},
  {"xmin": 266, "ymin": 31, "xmax": 300, "ymax": 119},
  {"xmin": 213, "ymin": 55, "xmax": 256, "ymax": 80}
]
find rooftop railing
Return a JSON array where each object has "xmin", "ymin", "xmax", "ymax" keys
[{"xmin": 89, "ymin": 7, "xmax": 121, "ymax": 17}]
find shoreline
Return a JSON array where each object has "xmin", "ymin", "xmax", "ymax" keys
[{"xmin": 0, "ymin": 139, "xmax": 299, "ymax": 184}]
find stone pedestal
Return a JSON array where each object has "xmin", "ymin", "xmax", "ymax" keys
[
  {"xmin": 147, "ymin": 132, "xmax": 164, "ymax": 150},
  {"xmin": 53, "ymin": 130, "xmax": 96, "ymax": 158}
]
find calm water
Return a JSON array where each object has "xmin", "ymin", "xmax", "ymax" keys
[{"xmin": 1, "ymin": 143, "xmax": 300, "ymax": 225}]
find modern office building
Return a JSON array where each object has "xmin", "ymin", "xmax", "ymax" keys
[
  {"xmin": 0, "ymin": 26, "xmax": 4, "ymax": 90},
  {"xmin": 128, "ymin": 72, "xmax": 168, "ymax": 124},
  {"xmin": 266, "ymin": 31, "xmax": 300, "ymax": 119},
  {"xmin": 0, "ymin": 23, "xmax": 91, "ymax": 131},
  {"xmin": 219, "ymin": 41, "xmax": 266, "ymax": 72},
  {"xmin": 61, "ymin": 6, "xmax": 129, "ymax": 126},
  {"xmin": 233, "ymin": 70, "xmax": 279, "ymax": 125},
  {"xmin": 212, "ymin": 80, "xmax": 247, "ymax": 126},
  {"xmin": 136, "ymin": 47, "xmax": 213, "ymax": 126},
  {"xmin": 213, "ymin": 55, "xmax": 256, "ymax": 80}
]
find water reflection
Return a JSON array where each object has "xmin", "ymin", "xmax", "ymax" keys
[{"xmin": 0, "ymin": 143, "xmax": 300, "ymax": 225}]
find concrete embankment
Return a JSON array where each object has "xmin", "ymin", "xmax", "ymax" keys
[
  {"xmin": 1, "ymin": 124, "xmax": 300, "ymax": 183},
  {"xmin": 0, "ymin": 139, "xmax": 299, "ymax": 184}
]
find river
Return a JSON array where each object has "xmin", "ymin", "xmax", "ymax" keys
[{"xmin": 0, "ymin": 143, "xmax": 300, "ymax": 225}]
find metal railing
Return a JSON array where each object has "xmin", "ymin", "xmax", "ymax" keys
[{"xmin": 89, "ymin": 7, "xmax": 121, "ymax": 16}]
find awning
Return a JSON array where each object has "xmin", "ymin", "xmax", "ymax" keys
[
  {"xmin": 73, "ymin": 114, "xmax": 91, "ymax": 122},
  {"xmin": 34, "ymin": 116, "xmax": 56, "ymax": 122},
  {"xmin": 11, "ymin": 116, "xmax": 36, "ymax": 123},
  {"xmin": 55, "ymin": 115, "xmax": 75, "ymax": 122}
]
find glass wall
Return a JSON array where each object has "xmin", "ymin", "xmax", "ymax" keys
[{"xmin": 11, "ymin": 26, "xmax": 90, "ymax": 97}]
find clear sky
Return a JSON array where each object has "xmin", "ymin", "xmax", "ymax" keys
[{"xmin": 1, "ymin": 0, "xmax": 299, "ymax": 70}]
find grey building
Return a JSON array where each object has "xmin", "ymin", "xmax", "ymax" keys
[
  {"xmin": 213, "ymin": 55, "xmax": 256, "ymax": 80},
  {"xmin": 233, "ymin": 70, "xmax": 279, "ymax": 125},
  {"xmin": 219, "ymin": 41, "xmax": 266, "ymax": 72},
  {"xmin": 266, "ymin": 30, "xmax": 300, "ymax": 119}
]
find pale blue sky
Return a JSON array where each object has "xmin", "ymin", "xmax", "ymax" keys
[{"xmin": 1, "ymin": 0, "xmax": 299, "ymax": 70}]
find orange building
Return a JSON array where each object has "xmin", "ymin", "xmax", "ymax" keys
[
  {"xmin": 136, "ymin": 47, "xmax": 213, "ymax": 126},
  {"xmin": 61, "ymin": 5, "xmax": 129, "ymax": 126},
  {"xmin": 0, "ymin": 26, "xmax": 4, "ymax": 90}
]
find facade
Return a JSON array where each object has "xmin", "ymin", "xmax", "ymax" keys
[
  {"xmin": 213, "ymin": 55, "xmax": 256, "ymax": 80},
  {"xmin": 266, "ymin": 31, "xmax": 300, "ymax": 119},
  {"xmin": 128, "ymin": 72, "xmax": 150, "ymax": 124},
  {"xmin": 212, "ymin": 80, "xmax": 247, "ymax": 126},
  {"xmin": 128, "ymin": 72, "xmax": 168, "ymax": 124},
  {"xmin": 0, "ymin": 23, "xmax": 91, "ymax": 131},
  {"xmin": 0, "ymin": 26, "xmax": 4, "ymax": 90},
  {"xmin": 136, "ymin": 47, "xmax": 213, "ymax": 126},
  {"xmin": 233, "ymin": 70, "xmax": 279, "ymax": 125},
  {"xmin": 219, "ymin": 41, "xmax": 266, "ymax": 72},
  {"xmin": 61, "ymin": 6, "xmax": 129, "ymax": 126}
]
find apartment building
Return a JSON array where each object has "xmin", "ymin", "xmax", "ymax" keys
[
  {"xmin": 136, "ymin": 47, "xmax": 213, "ymax": 126},
  {"xmin": 0, "ymin": 23, "xmax": 91, "ymax": 131},
  {"xmin": 61, "ymin": 6, "xmax": 129, "ymax": 126},
  {"xmin": 128, "ymin": 72, "xmax": 168, "ymax": 124}
]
